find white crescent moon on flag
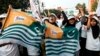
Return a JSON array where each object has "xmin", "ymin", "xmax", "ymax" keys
[{"xmin": 67, "ymin": 30, "xmax": 75, "ymax": 38}]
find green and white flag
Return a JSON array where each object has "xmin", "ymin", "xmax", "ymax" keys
[
  {"xmin": 45, "ymin": 26, "xmax": 79, "ymax": 56},
  {"xmin": 0, "ymin": 7, "xmax": 45, "ymax": 56}
]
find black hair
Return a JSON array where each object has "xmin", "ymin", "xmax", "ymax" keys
[
  {"xmin": 0, "ymin": 22, "xmax": 2, "ymax": 29},
  {"xmin": 65, "ymin": 18, "xmax": 76, "ymax": 27},
  {"xmin": 56, "ymin": 13, "xmax": 61, "ymax": 19},
  {"xmin": 91, "ymin": 18, "xmax": 100, "ymax": 39},
  {"xmin": 80, "ymin": 16, "xmax": 88, "ymax": 25}
]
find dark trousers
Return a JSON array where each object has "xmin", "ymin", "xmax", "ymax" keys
[
  {"xmin": 85, "ymin": 49, "xmax": 100, "ymax": 56},
  {"xmin": 79, "ymin": 37, "xmax": 86, "ymax": 56},
  {"xmin": 18, "ymin": 45, "xmax": 28, "ymax": 56}
]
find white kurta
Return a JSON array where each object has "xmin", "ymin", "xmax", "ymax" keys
[
  {"xmin": 56, "ymin": 19, "xmax": 63, "ymax": 27},
  {"xmin": 86, "ymin": 28, "xmax": 100, "ymax": 51},
  {"xmin": 81, "ymin": 25, "xmax": 87, "ymax": 38},
  {"xmin": 0, "ymin": 44, "xmax": 19, "ymax": 56}
]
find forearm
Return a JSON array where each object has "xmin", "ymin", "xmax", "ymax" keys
[
  {"xmin": 62, "ymin": 11, "xmax": 68, "ymax": 20},
  {"xmin": 87, "ymin": 17, "xmax": 91, "ymax": 29},
  {"xmin": 62, "ymin": 11, "xmax": 69, "ymax": 25}
]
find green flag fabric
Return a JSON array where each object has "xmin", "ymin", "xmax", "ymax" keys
[
  {"xmin": 0, "ymin": 22, "xmax": 45, "ymax": 56},
  {"xmin": 45, "ymin": 26, "xmax": 79, "ymax": 56}
]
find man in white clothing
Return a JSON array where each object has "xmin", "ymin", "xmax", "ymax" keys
[
  {"xmin": 0, "ymin": 43, "xmax": 19, "ymax": 56},
  {"xmin": 0, "ymin": 14, "xmax": 20, "ymax": 56}
]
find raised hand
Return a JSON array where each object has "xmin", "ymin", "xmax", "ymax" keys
[{"xmin": 57, "ymin": 7, "xmax": 63, "ymax": 11}]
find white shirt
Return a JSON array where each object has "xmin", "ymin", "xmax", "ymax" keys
[
  {"xmin": 75, "ymin": 21, "xmax": 82, "ymax": 31},
  {"xmin": 56, "ymin": 19, "xmax": 63, "ymax": 27},
  {"xmin": 0, "ymin": 44, "xmax": 19, "ymax": 56},
  {"xmin": 81, "ymin": 25, "xmax": 87, "ymax": 38},
  {"xmin": 86, "ymin": 28, "xmax": 100, "ymax": 51},
  {"xmin": 0, "ymin": 29, "xmax": 19, "ymax": 56}
]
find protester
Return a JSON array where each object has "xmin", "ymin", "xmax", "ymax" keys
[
  {"xmin": 0, "ymin": 14, "xmax": 20, "ymax": 56},
  {"xmin": 79, "ymin": 16, "xmax": 88, "ymax": 56},
  {"xmin": 58, "ymin": 7, "xmax": 79, "ymax": 56},
  {"xmin": 48, "ymin": 13, "xmax": 58, "ymax": 27},
  {"xmin": 85, "ymin": 15, "xmax": 100, "ymax": 56},
  {"xmin": 75, "ymin": 8, "xmax": 88, "ymax": 56},
  {"xmin": 0, "ymin": 0, "xmax": 100, "ymax": 56},
  {"xmin": 62, "ymin": 15, "xmax": 79, "ymax": 56},
  {"xmin": 56, "ymin": 13, "xmax": 64, "ymax": 27}
]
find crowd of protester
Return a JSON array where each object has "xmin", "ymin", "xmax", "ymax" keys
[{"xmin": 0, "ymin": 6, "xmax": 99, "ymax": 56}]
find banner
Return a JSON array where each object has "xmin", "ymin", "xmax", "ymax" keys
[{"xmin": 29, "ymin": 0, "xmax": 40, "ymax": 21}]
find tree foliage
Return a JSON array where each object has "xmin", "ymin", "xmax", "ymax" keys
[{"xmin": 0, "ymin": 0, "xmax": 29, "ymax": 14}]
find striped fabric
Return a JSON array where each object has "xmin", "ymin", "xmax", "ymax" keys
[
  {"xmin": 45, "ymin": 26, "xmax": 79, "ymax": 56},
  {"xmin": 0, "ymin": 22, "xmax": 45, "ymax": 56}
]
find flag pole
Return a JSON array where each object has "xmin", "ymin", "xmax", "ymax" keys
[{"xmin": 1, "ymin": 5, "xmax": 12, "ymax": 33}]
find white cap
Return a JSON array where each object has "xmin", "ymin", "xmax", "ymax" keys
[
  {"xmin": 92, "ymin": 16, "xmax": 99, "ymax": 23},
  {"xmin": 68, "ymin": 16, "xmax": 75, "ymax": 20},
  {"xmin": 0, "ymin": 13, "xmax": 7, "ymax": 18},
  {"xmin": 50, "ymin": 13, "xmax": 57, "ymax": 18}
]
